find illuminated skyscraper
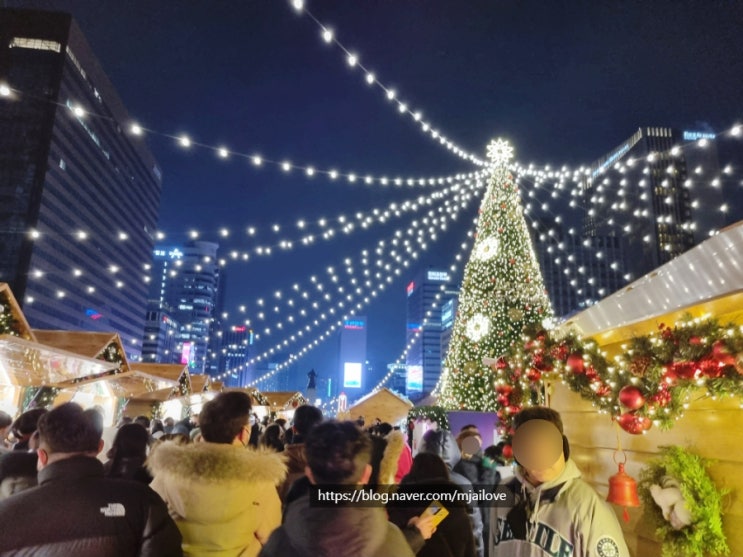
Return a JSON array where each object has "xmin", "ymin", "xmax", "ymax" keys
[{"xmin": 405, "ymin": 269, "xmax": 454, "ymax": 397}]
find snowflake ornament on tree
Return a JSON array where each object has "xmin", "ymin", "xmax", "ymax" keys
[
  {"xmin": 474, "ymin": 237, "xmax": 499, "ymax": 261},
  {"xmin": 465, "ymin": 314, "xmax": 491, "ymax": 342},
  {"xmin": 486, "ymin": 138, "xmax": 514, "ymax": 167}
]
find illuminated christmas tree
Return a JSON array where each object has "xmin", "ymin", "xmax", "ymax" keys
[{"xmin": 438, "ymin": 139, "xmax": 553, "ymax": 411}]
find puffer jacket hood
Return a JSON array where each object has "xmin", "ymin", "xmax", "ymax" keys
[
  {"xmin": 148, "ymin": 441, "xmax": 286, "ymax": 557},
  {"xmin": 420, "ymin": 429, "xmax": 461, "ymax": 470},
  {"xmin": 378, "ymin": 430, "xmax": 405, "ymax": 485}
]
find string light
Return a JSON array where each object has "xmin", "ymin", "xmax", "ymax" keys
[
  {"xmin": 212, "ymin": 177, "xmax": 484, "ymax": 383},
  {"xmin": 370, "ymin": 221, "xmax": 476, "ymax": 393},
  {"xmin": 24, "ymin": 177, "xmax": 481, "ymax": 311},
  {"xmin": 291, "ymin": 2, "xmax": 484, "ymax": 166}
]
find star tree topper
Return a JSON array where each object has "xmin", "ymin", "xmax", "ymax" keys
[{"xmin": 486, "ymin": 138, "xmax": 514, "ymax": 167}]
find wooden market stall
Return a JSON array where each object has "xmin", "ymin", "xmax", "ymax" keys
[
  {"xmin": 123, "ymin": 363, "xmax": 192, "ymax": 420},
  {"xmin": 348, "ymin": 388, "xmax": 413, "ymax": 425},
  {"xmin": 262, "ymin": 391, "xmax": 307, "ymax": 420},
  {"xmin": 33, "ymin": 330, "xmax": 132, "ymax": 425},
  {"xmin": 549, "ymin": 222, "xmax": 743, "ymax": 556},
  {"xmin": 0, "ymin": 283, "xmax": 114, "ymax": 416}
]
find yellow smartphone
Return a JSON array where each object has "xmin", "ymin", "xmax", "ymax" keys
[{"xmin": 423, "ymin": 500, "xmax": 450, "ymax": 527}]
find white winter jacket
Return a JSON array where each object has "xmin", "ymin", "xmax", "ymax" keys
[{"xmin": 490, "ymin": 459, "xmax": 630, "ymax": 557}]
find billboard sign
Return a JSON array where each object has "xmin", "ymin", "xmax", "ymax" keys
[
  {"xmin": 180, "ymin": 341, "xmax": 194, "ymax": 366},
  {"xmin": 426, "ymin": 270, "xmax": 450, "ymax": 282},
  {"xmin": 343, "ymin": 362, "xmax": 362, "ymax": 388},
  {"xmin": 406, "ymin": 364, "xmax": 423, "ymax": 392}
]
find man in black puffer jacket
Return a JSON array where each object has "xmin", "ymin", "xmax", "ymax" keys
[
  {"xmin": 419, "ymin": 429, "xmax": 484, "ymax": 557},
  {"xmin": 0, "ymin": 403, "xmax": 182, "ymax": 556}
]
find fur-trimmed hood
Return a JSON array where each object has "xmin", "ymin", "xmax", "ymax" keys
[
  {"xmin": 148, "ymin": 440, "xmax": 286, "ymax": 485},
  {"xmin": 378, "ymin": 431, "xmax": 405, "ymax": 485},
  {"xmin": 147, "ymin": 441, "xmax": 287, "ymax": 555}
]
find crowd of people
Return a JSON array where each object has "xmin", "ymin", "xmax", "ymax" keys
[{"xmin": 0, "ymin": 395, "xmax": 629, "ymax": 556}]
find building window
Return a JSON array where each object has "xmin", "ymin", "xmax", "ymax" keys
[{"xmin": 10, "ymin": 37, "xmax": 61, "ymax": 52}]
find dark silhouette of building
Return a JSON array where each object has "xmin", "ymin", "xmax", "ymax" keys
[{"xmin": 0, "ymin": 9, "xmax": 162, "ymax": 360}]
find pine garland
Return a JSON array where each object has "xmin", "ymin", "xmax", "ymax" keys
[
  {"xmin": 638, "ymin": 446, "xmax": 729, "ymax": 557},
  {"xmin": 0, "ymin": 291, "xmax": 22, "ymax": 337},
  {"xmin": 491, "ymin": 317, "xmax": 743, "ymax": 439},
  {"xmin": 408, "ymin": 405, "xmax": 450, "ymax": 431}
]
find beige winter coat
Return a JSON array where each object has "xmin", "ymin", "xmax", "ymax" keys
[{"xmin": 149, "ymin": 441, "xmax": 287, "ymax": 557}]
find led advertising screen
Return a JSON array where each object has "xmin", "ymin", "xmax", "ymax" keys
[
  {"xmin": 406, "ymin": 365, "xmax": 423, "ymax": 393},
  {"xmin": 180, "ymin": 341, "xmax": 194, "ymax": 366},
  {"xmin": 343, "ymin": 362, "xmax": 362, "ymax": 388}
]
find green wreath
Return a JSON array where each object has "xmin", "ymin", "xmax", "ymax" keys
[
  {"xmin": 638, "ymin": 445, "xmax": 729, "ymax": 557},
  {"xmin": 408, "ymin": 405, "xmax": 450, "ymax": 431}
]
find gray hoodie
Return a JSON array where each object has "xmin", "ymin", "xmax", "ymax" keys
[{"xmin": 490, "ymin": 459, "xmax": 630, "ymax": 557}]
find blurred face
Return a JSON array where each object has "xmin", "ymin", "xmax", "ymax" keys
[{"xmin": 512, "ymin": 420, "xmax": 565, "ymax": 486}]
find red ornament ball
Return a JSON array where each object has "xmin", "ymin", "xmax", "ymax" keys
[
  {"xmin": 566, "ymin": 353, "xmax": 585, "ymax": 374},
  {"xmin": 618, "ymin": 385, "xmax": 646, "ymax": 410},
  {"xmin": 526, "ymin": 368, "xmax": 542, "ymax": 382},
  {"xmin": 502, "ymin": 444, "xmax": 513, "ymax": 460},
  {"xmin": 616, "ymin": 412, "xmax": 652, "ymax": 435}
]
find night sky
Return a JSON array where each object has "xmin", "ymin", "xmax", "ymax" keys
[{"xmin": 10, "ymin": 0, "xmax": 743, "ymax": 390}]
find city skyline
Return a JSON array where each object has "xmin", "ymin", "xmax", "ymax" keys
[{"xmin": 1, "ymin": 2, "xmax": 742, "ymax": 394}]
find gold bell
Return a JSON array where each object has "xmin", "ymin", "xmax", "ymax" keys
[{"xmin": 607, "ymin": 460, "xmax": 640, "ymax": 522}]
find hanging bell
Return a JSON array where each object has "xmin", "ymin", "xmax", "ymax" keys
[{"xmin": 606, "ymin": 461, "xmax": 640, "ymax": 522}]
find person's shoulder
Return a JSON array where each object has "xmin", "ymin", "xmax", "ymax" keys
[
  {"xmin": 259, "ymin": 525, "xmax": 293, "ymax": 557},
  {"xmin": 377, "ymin": 521, "xmax": 415, "ymax": 557},
  {"xmin": 559, "ymin": 476, "xmax": 614, "ymax": 516},
  {"xmin": 94, "ymin": 475, "xmax": 163, "ymax": 503}
]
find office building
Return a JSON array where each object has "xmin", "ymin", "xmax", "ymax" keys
[
  {"xmin": 141, "ymin": 300, "xmax": 180, "ymax": 363},
  {"xmin": 146, "ymin": 242, "xmax": 221, "ymax": 373},
  {"xmin": 405, "ymin": 269, "xmax": 454, "ymax": 396},
  {"xmin": 582, "ymin": 126, "xmax": 724, "ymax": 284},
  {"xmin": 531, "ymin": 221, "xmax": 626, "ymax": 317},
  {"xmin": 439, "ymin": 294, "xmax": 458, "ymax": 366},
  {"xmin": 0, "ymin": 9, "xmax": 162, "ymax": 360},
  {"xmin": 337, "ymin": 315, "xmax": 367, "ymax": 398},
  {"xmin": 387, "ymin": 363, "xmax": 407, "ymax": 395},
  {"xmin": 217, "ymin": 324, "xmax": 253, "ymax": 387}
]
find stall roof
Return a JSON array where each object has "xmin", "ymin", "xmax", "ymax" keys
[
  {"xmin": 32, "ymin": 330, "xmax": 130, "ymax": 372},
  {"xmin": 348, "ymin": 388, "xmax": 413, "ymax": 424},
  {"xmin": 129, "ymin": 363, "xmax": 189, "ymax": 383},
  {"xmin": 189, "ymin": 374, "xmax": 210, "ymax": 393},
  {"xmin": 55, "ymin": 369, "xmax": 178, "ymax": 398},
  {"xmin": 558, "ymin": 221, "xmax": 743, "ymax": 348},
  {"xmin": 0, "ymin": 283, "xmax": 36, "ymax": 341},
  {"xmin": 262, "ymin": 391, "xmax": 306, "ymax": 409},
  {"xmin": 0, "ymin": 335, "xmax": 114, "ymax": 387},
  {"xmin": 130, "ymin": 386, "xmax": 178, "ymax": 402}
]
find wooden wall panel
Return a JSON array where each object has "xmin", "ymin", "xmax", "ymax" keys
[{"xmin": 548, "ymin": 381, "xmax": 742, "ymax": 557}]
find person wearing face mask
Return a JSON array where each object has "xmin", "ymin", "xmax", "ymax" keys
[
  {"xmin": 148, "ymin": 391, "xmax": 287, "ymax": 557},
  {"xmin": 490, "ymin": 407, "xmax": 629, "ymax": 557}
]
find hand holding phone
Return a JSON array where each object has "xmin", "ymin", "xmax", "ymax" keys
[{"xmin": 423, "ymin": 500, "xmax": 450, "ymax": 527}]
